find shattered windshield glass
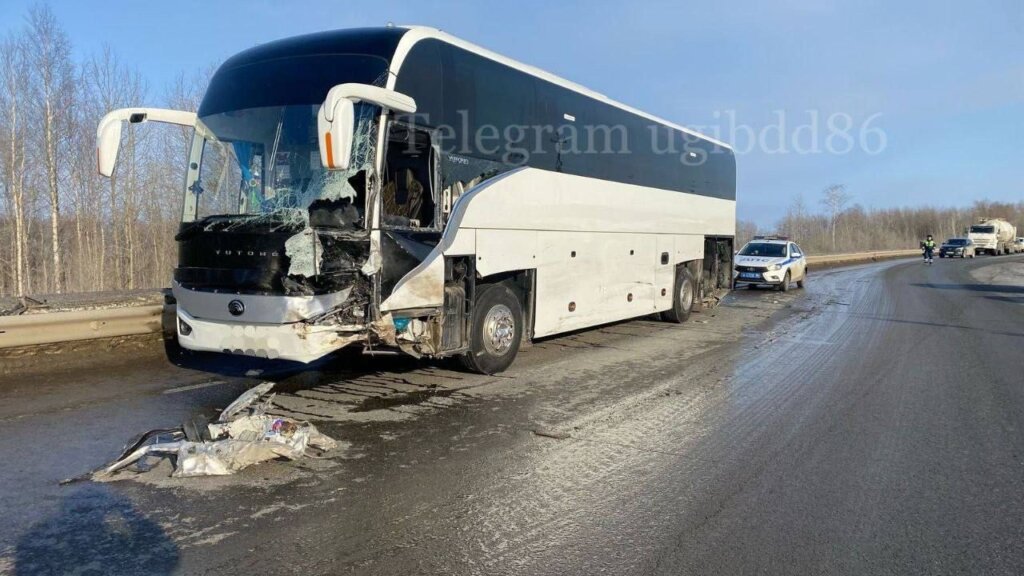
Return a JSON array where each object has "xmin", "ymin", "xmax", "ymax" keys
[{"xmin": 182, "ymin": 103, "xmax": 379, "ymax": 226}]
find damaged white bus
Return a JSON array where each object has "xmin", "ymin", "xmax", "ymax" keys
[{"xmin": 96, "ymin": 26, "xmax": 736, "ymax": 374}]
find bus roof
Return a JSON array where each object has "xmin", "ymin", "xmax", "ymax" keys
[
  {"xmin": 208, "ymin": 26, "xmax": 731, "ymax": 151},
  {"xmin": 394, "ymin": 26, "xmax": 733, "ymax": 151}
]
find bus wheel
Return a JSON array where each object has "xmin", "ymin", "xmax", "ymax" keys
[
  {"xmin": 460, "ymin": 283, "xmax": 523, "ymax": 374},
  {"xmin": 662, "ymin": 267, "xmax": 696, "ymax": 324}
]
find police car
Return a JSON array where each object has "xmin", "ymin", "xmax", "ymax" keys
[{"xmin": 733, "ymin": 236, "xmax": 808, "ymax": 291}]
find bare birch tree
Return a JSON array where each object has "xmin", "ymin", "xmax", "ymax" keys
[
  {"xmin": 0, "ymin": 36, "xmax": 30, "ymax": 296},
  {"xmin": 25, "ymin": 4, "xmax": 75, "ymax": 293},
  {"xmin": 820, "ymin": 184, "xmax": 851, "ymax": 252}
]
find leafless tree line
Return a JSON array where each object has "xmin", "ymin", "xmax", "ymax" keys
[
  {"xmin": 739, "ymin": 187, "xmax": 1024, "ymax": 255},
  {"xmin": 1, "ymin": 6, "xmax": 1020, "ymax": 298},
  {"xmin": 0, "ymin": 4, "xmax": 207, "ymax": 298}
]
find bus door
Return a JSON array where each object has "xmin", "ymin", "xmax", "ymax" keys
[{"xmin": 378, "ymin": 122, "xmax": 442, "ymax": 302}]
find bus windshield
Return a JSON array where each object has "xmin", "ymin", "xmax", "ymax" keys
[{"xmin": 182, "ymin": 103, "xmax": 379, "ymax": 224}]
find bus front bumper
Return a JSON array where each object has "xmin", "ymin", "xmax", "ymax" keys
[{"xmin": 175, "ymin": 308, "xmax": 360, "ymax": 363}]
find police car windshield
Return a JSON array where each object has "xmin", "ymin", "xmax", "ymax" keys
[{"xmin": 739, "ymin": 243, "xmax": 787, "ymax": 257}]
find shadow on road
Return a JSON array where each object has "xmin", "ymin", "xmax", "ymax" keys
[
  {"xmin": 911, "ymin": 283, "xmax": 1024, "ymax": 294},
  {"xmin": 849, "ymin": 312, "xmax": 1024, "ymax": 338},
  {"xmin": 168, "ymin": 338, "xmax": 461, "ymax": 402},
  {"xmin": 985, "ymin": 295, "xmax": 1024, "ymax": 305},
  {"xmin": 15, "ymin": 484, "xmax": 178, "ymax": 575}
]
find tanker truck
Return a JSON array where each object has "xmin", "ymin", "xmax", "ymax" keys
[{"xmin": 967, "ymin": 218, "xmax": 1018, "ymax": 255}]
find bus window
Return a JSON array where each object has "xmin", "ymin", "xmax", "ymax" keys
[{"xmin": 382, "ymin": 124, "xmax": 437, "ymax": 229}]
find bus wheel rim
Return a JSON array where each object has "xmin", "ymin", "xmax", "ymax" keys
[
  {"xmin": 483, "ymin": 304, "xmax": 515, "ymax": 355},
  {"xmin": 680, "ymin": 277, "xmax": 693, "ymax": 311}
]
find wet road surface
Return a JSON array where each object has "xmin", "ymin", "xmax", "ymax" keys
[{"xmin": 1, "ymin": 256, "xmax": 1023, "ymax": 575}]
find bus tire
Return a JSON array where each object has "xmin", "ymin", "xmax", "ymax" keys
[
  {"xmin": 459, "ymin": 283, "xmax": 523, "ymax": 374},
  {"xmin": 661, "ymin": 267, "xmax": 696, "ymax": 324}
]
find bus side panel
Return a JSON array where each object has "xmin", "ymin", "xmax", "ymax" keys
[
  {"xmin": 598, "ymin": 233, "xmax": 656, "ymax": 318},
  {"xmin": 674, "ymin": 235, "xmax": 705, "ymax": 265},
  {"xmin": 382, "ymin": 168, "xmax": 733, "ymax": 327},
  {"xmin": 474, "ymin": 229, "xmax": 537, "ymax": 278},
  {"xmin": 454, "ymin": 169, "xmax": 734, "ymax": 237},
  {"xmin": 533, "ymin": 232, "xmax": 603, "ymax": 336},
  {"xmin": 533, "ymin": 231, "xmax": 657, "ymax": 337},
  {"xmin": 654, "ymin": 235, "xmax": 676, "ymax": 311}
]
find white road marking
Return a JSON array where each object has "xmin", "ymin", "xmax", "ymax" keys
[{"xmin": 162, "ymin": 380, "xmax": 228, "ymax": 394}]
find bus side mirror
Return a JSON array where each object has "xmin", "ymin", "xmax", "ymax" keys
[
  {"xmin": 97, "ymin": 114, "xmax": 127, "ymax": 177},
  {"xmin": 96, "ymin": 108, "xmax": 197, "ymax": 177},
  {"xmin": 318, "ymin": 97, "xmax": 355, "ymax": 171},
  {"xmin": 317, "ymin": 83, "xmax": 417, "ymax": 171}
]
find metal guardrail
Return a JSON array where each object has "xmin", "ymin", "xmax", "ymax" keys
[
  {"xmin": 0, "ymin": 304, "xmax": 166, "ymax": 349},
  {"xmin": 0, "ymin": 250, "xmax": 921, "ymax": 350},
  {"xmin": 806, "ymin": 249, "xmax": 920, "ymax": 266}
]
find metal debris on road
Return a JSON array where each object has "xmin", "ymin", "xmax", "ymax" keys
[
  {"xmin": 67, "ymin": 382, "xmax": 336, "ymax": 483},
  {"xmin": 219, "ymin": 381, "xmax": 275, "ymax": 421},
  {"xmin": 0, "ymin": 296, "xmax": 48, "ymax": 316}
]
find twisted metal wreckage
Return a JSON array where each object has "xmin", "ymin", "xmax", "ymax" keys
[
  {"xmin": 171, "ymin": 104, "xmax": 468, "ymax": 361},
  {"xmin": 66, "ymin": 383, "xmax": 336, "ymax": 481}
]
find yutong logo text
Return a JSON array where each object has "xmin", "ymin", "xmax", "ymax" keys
[{"xmin": 214, "ymin": 250, "xmax": 280, "ymax": 257}]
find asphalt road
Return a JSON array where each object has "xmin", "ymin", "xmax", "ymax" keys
[{"xmin": 1, "ymin": 256, "xmax": 1022, "ymax": 575}]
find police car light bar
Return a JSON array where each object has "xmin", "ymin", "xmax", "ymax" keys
[{"xmin": 753, "ymin": 235, "xmax": 790, "ymax": 241}]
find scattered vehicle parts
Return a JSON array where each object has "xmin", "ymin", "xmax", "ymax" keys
[
  {"xmin": 67, "ymin": 382, "xmax": 335, "ymax": 482},
  {"xmin": 0, "ymin": 296, "xmax": 48, "ymax": 316}
]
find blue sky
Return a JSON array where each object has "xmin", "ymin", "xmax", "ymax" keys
[{"xmin": 2, "ymin": 0, "xmax": 1021, "ymax": 226}]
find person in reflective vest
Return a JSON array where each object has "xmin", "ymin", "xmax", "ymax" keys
[{"xmin": 921, "ymin": 235, "xmax": 936, "ymax": 264}]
